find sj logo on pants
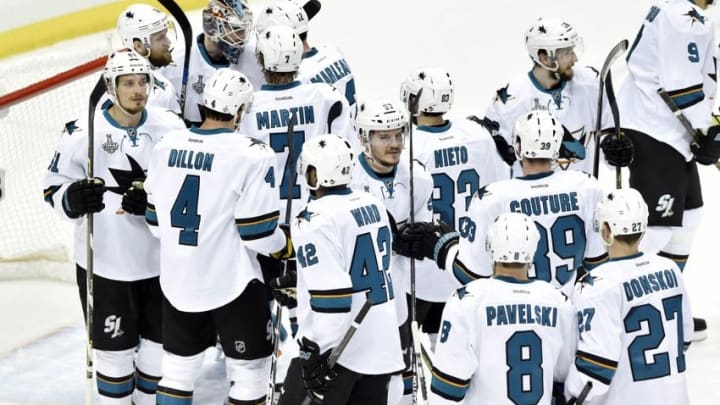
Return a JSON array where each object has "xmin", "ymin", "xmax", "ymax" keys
[{"xmin": 104, "ymin": 315, "xmax": 125, "ymax": 339}]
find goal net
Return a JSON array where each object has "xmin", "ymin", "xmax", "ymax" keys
[{"xmin": 0, "ymin": 41, "xmax": 109, "ymax": 282}]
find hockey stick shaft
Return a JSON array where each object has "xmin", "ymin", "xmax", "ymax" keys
[
  {"xmin": 593, "ymin": 39, "xmax": 629, "ymax": 179},
  {"xmin": 268, "ymin": 112, "xmax": 298, "ymax": 405},
  {"xmin": 604, "ymin": 73, "xmax": 623, "ymax": 189},
  {"xmin": 300, "ymin": 299, "xmax": 374, "ymax": 405},
  {"xmin": 158, "ymin": 0, "xmax": 192, "ymax": 116},
  {"xmin": 575, "ymin": 381, "xmax": 593, "ymax": 405},
  {"xmin": 406, "ymin": 89, "xmax": 429, "ymax": 404},
  {"xmin": 657, "ymin": 88, "xmax": 720, "ymax": 171},
  {"xmin": 86, "ymin": 75, "xmax": 106, "ymax": 405}
]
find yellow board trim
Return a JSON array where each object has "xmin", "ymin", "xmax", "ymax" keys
[{"xmin": 0, "ymin": 0, "xmax": 207, "ymax": 60}]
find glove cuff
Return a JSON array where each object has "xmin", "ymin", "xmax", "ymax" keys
[{"xmin": 434, "ymin": 232, "xmax": 459, "ymax": 266}]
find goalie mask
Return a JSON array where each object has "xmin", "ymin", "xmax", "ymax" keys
[
  {"xmin": 400, "ymin": 68, "xmax": 454, "ymax": 114},
  {"xmin": 203, "ymin": 0, "xmax": 254, "ymax": 64},
  {"xmin": 103, "ymin": 49, "xmax": 154, "ymax": 105},
  {"xmin": 202, "ymin": 68, "xmax": 254, "ymax": 119},
  {"xmin": 594, "ymin": 188, "xmax": 648, "ymax": 245},
  {"xmin": 117, "ymin": 4, "xmax": 174, "ymax": 62},
  {"xmin": 486, "ymin": 213, "xmax": 540, "ymax": 264},
  {"xmin": 298, "ymin": 134, "xmax": 355, "ymax": 191},
  {"xmin": 513, "ymin": 108, "xmax": 563, "ymax": 160},
  {"xmin": 256, "ymin": 0, "xmax": 309, "ymax": 36},
  {"xmin": 525, "ymin": 18, "xmax": 584, "ymax": 71},
  {"xmin": 256, "ymin": 24, "xmax": 303, "ymax": 72}
]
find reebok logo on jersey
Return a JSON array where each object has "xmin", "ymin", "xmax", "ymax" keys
[{"xmin": 104, "ymin": 315, "xmax": 125, "ymax": 339}]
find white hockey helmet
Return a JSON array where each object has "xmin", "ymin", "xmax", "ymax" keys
[
  {"xmin": 594, "ymin": 188, "xmax": 648, "ymax": 244},
  {"xmin": 525, "ymin": 18, "xmax": 583, "ymax": 69},
  {"xmin": 202, "ymin": 68, "xmax": 254, "ymax": 115},
  {"xmin": 256, "ymin": 0, "xmax": 309, "ymax": 36},
  {"xmin": 400, "ymin": 68, "xmax": 454, "ymax": 114},
  {"xmin": 298, "ymin": 134, "xmax": 355, "ymax": 190},
  {"xmin": 203, "ymin": 0, "xmax": 254, "ymax": 63},
  {"xmin": 513, "ymin": 108, "xmax": 563, "ymax": 160},
  {"xmin": 256, "ymin": 25, "xmax": 304, "ymax": 72},
  {"xmin": 355, "ymin": 99, "xmax": 409, "ymax": 144},
  {"xmin": 486, "ymin": 212, "xmax": 540, "ymax": 264},
  {"xmin": 117, "ymin": 4, "xmax": 170, "ymax": 51},
  {"xmin": 103, "ymin": 49, "xmax": 154, "ymax": 101}
]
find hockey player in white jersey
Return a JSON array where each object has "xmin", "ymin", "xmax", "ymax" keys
[
  {"xmin": 478, "ymin": 18, "xmax": 610, "ymax": 176},
  {"xmin": 256, "ymin": 0, "xmax": 357, "ymax": 110},
  {"xmin": 616, "ymin": 0, "xmax": 720, "ymax": 340},
  {"xmin": 114, "ymin": 3, "xmax": 181, "ymax": 114},
  {"xmin": 430, "ymin": 212, "xmax": 576, "ymax": 404},
  {"xmin": 239, "ymin": 24, "xmax": 355, "ymax": 219},
  {"xmin": 350, "ymin": 98, "xmax": 439, "ymax": 401},
  {"xmin": 144, "ymin": 68, "xmax": 292, "ymax": 404},
  {"xmin": 276, "ymin": 134, "xmax": 403, "ymax": 405},
  {"xmin": 399, "ymin": 109, "xmax": 607, "ymax": 295},
  {"xmin": 42, "ymin": 49, "xmax": 185, "ymax": 405},
  {"xmin": 400, "ymin": 67, "xmax": 509, "ymax": 238},
  {"xmin": 161, "ymin": 0, "xmax": 264, "ymax": 124},
  {"xmin": 564, "ymin": 188, "xmax": 693, "ymax": 404}
]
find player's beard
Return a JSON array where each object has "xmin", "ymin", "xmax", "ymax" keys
[
  {"xmin": 148, "ymin": 49, "xmax": 173, "ymax": 68},
  {"xmin": 119, "ymin": 96, "xmax": 147, "ymax": 115},
  {"xmin": 558, "ymin": 66, "xmax": 574, "ymax": 81}
]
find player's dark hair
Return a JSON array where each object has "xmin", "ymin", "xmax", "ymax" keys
[{"xmin": 256, "ymin": 53, "xmax": 297, "ymax": 85}]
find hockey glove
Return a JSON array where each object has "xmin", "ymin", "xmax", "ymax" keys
[
  {"xmin": 269, "ymin": 269, "xmax": 297, "ymax": 309},
  {"xmin": 467, "ymin": 115, "xmax": 517, "ymax": 166},
  {"xmin": 599, "ymin": 130, "xmax": 633, "ymax": 167},
  {"xmin": 299, "ymin": 337, "xmax": 337, "ymax": 398},
  {"xmin": 396, "ymin": 221, "xmax": 459, "ymax": 267},
  {"xmin": 692, "ymin": 125, "xmax": 720, "ymax": 165},
  {"xmin": 270, "ymin": 224, "xmax": 295, "ymax": 260},
  {"xmin": 63, "ymin": 178, "xmax": 106, "ymax": 218},
  {"xmin": 120, "ymin": 180, "xmax": 146, "ymax": 216}
]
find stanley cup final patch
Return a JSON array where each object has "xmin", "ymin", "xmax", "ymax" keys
[{"xmin": 102, "ymin": 134, "xmax": 119, "ymax": 154}]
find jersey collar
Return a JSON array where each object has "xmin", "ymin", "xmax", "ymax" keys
[
  {"xmin": 515, "ymin": 171, "xmax": 554, "ymax": 181},
  {"xmin": 608, "ymin": 252, "xmax": 644, "ymax": 262},
  {"xmin": 303, "ymin": 47, "xmax": 319, "ymax": 59},
  {"xmin": 417, "ymin": 121, "xmax": 452, "ymax": 133},
  {"xmin": 322, "ymin": 187, "xmax": 352, "ymax": 196},
  {"xmin": 197, "ymin": 34, "xmax": 231, "ymax": 68},
  {"xmin": 102, "ymin": 108, "xmax": 147, "ymax": 129},
  {"xmin": 260, "ymin": 81, "xmax": 302, "ymax": 91},
  {"xmin": 189, "ymin": 127, "xmax": 234, "ymax": 136},
  {"xmin": 494, "ymin": 275, "xmax": 535, "ymax": 284}
]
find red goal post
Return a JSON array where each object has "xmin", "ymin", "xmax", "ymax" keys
[{"xmin": 0, "ymin": 46, "xmax": 108, "ymax": 281}]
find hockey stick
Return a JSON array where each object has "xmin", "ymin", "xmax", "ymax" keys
[
  {"xmin": 592, "ymin": 39, "xmax": 629, "ymax": 180},
  {"xmin": 575, "ymin": 381, "xmax": 593, "ymax": 405},
  {"xmin": 657, "ymin": 88, "xmax": 720, "ymax": 171},
  {"xmin": 158, "ymin": 0, "xmax": 192, "ymax": 116},
  {"xmin": 406, "ymin": 89, "xmax": 429, "ymax": 405},
  {"xmin": 300, "ymin": 299, "xmax": 374, "ymax": 405},
  {"xmin": 604, "ymin": 72, "xmax": 623, "ymax": 189},
  {"xmin": 411, "ymin": 322, "xmax": 434, "ymax": 395},
  {"xmin": 86, "ymin": 75, "xmax": 106, "ymax": 405},
  {"xmin": 268, "ymin": 111, "xmax": 298, "ymax": 405}
]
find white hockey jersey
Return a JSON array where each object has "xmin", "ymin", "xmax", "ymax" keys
[
  {"xmin": 565, "ymin": 253, "xmax": 693, "ymax": 405},
  {"xmin": 144, "ymin": 127, "xmax": 286, "ymax": 312},
  {"xmin": 349, "ymin": 152, "xmax": 446, "ymax": 318},
  {"xmin": 43, "ymin": 105, "xmax": 186, "ymax": 281},
  {"xmin": 484, "ymin": 67, "xmax": 608, "ymax": 175},
  {"xmin": 161, "ymin": 33, "xmax": 265, "ymax": 124},
  {"xmin": 297, "ymin": 46, "xmax": 357, "ymax": 110},
  {"xmin": 412, "ymin": 119, "xmax": 509, "ymax": 230},
  {"xmin": 238, "ymin": 80, "xmax": 356, "ymax": 218},
  {"xmin": 618, "ymin": 0, "xmax": 716, "ymax": 160},
  {"xmin": 98, "ymin": 70, "xmax": 181, "ymax": 114},
  {"xmin": 448, "ymin": 170, "xmax": 606, "ymax": 294},
  {"xmin": 293, "ymin": 187, "xmax": 404, "ymax": 375},
  {"xmin": 430, "ymin": 277, "xmax": 575, "ymax": 404}
]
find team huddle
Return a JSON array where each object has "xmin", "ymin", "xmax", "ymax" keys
[{"xmin": 40, "ymin": 0, "xmax": 720, "ymax": 404}]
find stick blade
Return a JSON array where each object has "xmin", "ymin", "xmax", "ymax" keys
[{"xmin": 600, "ymin": 39, "xmax": 629, "ymax": 80}]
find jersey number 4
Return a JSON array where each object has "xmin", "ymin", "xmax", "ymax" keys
[
  {"xmin": 171, "ymin": 175, "xmax": 201, "ymax": 246},
  {"xmin": 350, "ymin": 226, "xmax": 394, "ymax": 305}
]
